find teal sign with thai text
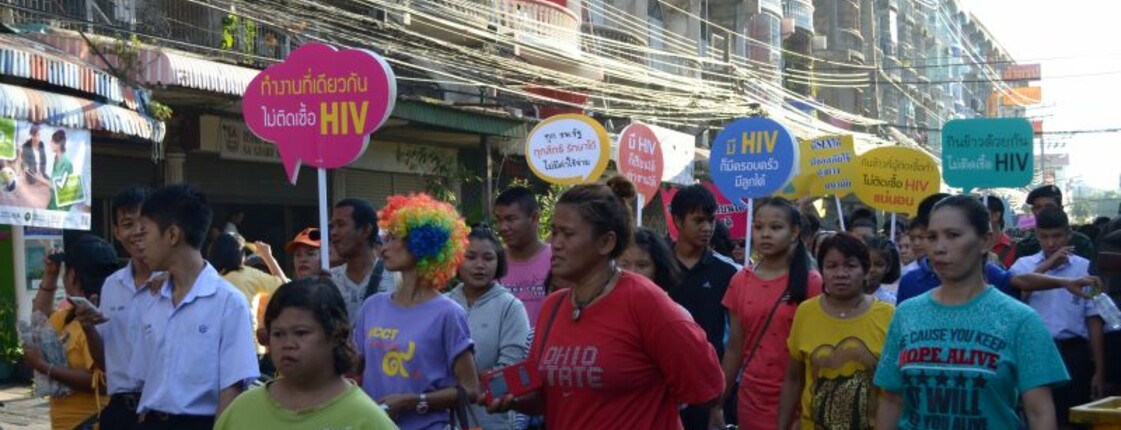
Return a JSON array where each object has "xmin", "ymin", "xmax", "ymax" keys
[{"xmin": 942, "ymin": 118, "xmax": 1034, "ymax": 192}]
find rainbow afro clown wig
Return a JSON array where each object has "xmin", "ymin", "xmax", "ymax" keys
[{"xmin": 377, "ymin": 193, "xmax": 469, "ymax": 288}]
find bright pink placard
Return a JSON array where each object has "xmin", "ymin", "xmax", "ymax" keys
[
  {"xmin": 617, "ymin": 123, "xmax": 664, "ymax": 207},
  {"xmin": 242, "ymin": 43, "xmax": 397, "ymax": 184}
]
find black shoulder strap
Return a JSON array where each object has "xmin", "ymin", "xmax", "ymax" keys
[
  {"xmin": 536, "ymin": 291, "xmax": 569, "ymax": 357},
  {"xmin": 363, "ymin": 259, "xmax": 386, "ymax": 300}
]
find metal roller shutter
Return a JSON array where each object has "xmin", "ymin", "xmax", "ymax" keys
[
  {"xmin": 342, "ymin": 169, "xmax": 394, "ymax": 205},
  {"xmin": 183, "ymin": 153, "xmax": 316, "ymax": 204},
  {"xmin": 91, "ymin": 153, "xmax": 158, "ymax": 198}
]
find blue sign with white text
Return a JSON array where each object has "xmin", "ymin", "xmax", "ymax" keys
[{"xmin": 709, "ymin": 118, "xmax": 798, "ymax": 203}]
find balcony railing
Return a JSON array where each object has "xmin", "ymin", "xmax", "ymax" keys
[
  {"xmin": 494, "ymin": 0, "xmax": 580, "ymax": 55},
  {"xmin": 5, "ymin": 0, "xmax": 292, "ymax": 65}
]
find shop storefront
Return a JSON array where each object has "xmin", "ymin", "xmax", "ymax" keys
[{"xmin": 0, "ymin": 31, "xmax": 164, "ymax": 323}]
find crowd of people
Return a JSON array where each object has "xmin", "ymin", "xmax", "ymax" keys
[{"xmin": 21, "ymin": 177, "xmax": 1121, "ymax": 430}]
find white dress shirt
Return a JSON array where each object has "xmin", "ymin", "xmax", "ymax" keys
[
  {"xmin": 133, "ymin": 264, "xmax": 260, "ymax": 415},
  {"xmin": 96, "ymin": 262, "xmax": 159, "ymax": 395},
  {"xmin": 1010, "ymin": 252, "xmax": 1099, "ymax": 340}
]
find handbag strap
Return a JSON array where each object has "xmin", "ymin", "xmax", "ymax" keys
[
  {"xmin": 448, "ymin": 385, "xmax": 479, "ymax": 429},
  {"xmin": 741, "ymin": 286, "xmax": 789, "ymax": 371},
  {"xmin": 535, "ymin": 291, "xmax": 569, "ymax": 357}
]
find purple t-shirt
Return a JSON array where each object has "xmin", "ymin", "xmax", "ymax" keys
[
  {"xmin": 354, "ymin": 293, "xmax": 474, "ymax": 430},
  {"xmin": 499, "ymin": 246, "xmax": 552, "ymax": 326}
]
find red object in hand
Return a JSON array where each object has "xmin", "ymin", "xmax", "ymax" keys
[{"xmin": 481, "ymin": 360, "xmax": 541, "ymax": 405}]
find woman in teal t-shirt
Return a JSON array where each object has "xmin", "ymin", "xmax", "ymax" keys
[{"xmin": 874, "ymin": 195, "xmax": 1070, "ymax": 429}]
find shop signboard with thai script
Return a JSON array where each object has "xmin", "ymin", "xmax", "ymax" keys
[
  {"xmin": 1002, "ymin": 64, "xmax": 1041, "ymax": 82},
  {"xmin": 201, "ymin": 116, "xmax": 280, "ymax": 164},
  {"xmin": 242, "ymin": 42, "xmax": 397, "ymax": 184},
  {"xmin": 853, "ymin": 146, "xmax": 941, "ymax": 216},
  {"xmin": 942, "ymin": 118, "xmax": 1033, "ymax": 192},
  {"xmin": 525, "ymin": 114, "xmax": 610, "ymax": 185},
  {"xmin": 0, "ymin": 121, "xmax": 91, "ymax": 229}
]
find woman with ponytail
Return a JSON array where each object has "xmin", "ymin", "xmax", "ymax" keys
[
  {"xmin": 719, "ymin": 197, "xmax": 823, "ymax": 430},
  {"xmin": 487, "ymin": 177, "xmax": 723, "ymax": 430}
]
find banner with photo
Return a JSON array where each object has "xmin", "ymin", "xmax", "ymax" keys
[{"xmin": 0, "ymin": 119, "xmax": 92, "ymax": 229}]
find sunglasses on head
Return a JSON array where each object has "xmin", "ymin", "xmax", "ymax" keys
[{"xmin": 307, "ymin": 228, "xmax": 321, "ymax": 241}]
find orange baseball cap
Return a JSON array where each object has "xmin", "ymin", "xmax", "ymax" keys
[{"xmin": 285, "ymin": 227, "xmax": 321, "ymax": 252}]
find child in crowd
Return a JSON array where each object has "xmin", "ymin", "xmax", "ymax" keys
[{"xmin": 215, "ymin": 277, "xmax": 397, "ymax": 430}]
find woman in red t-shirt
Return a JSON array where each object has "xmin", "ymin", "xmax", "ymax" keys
[
  {"xmin": 720, "ymin": 197, "xmax": 823, "ymax": 430},
  {"xmin": 488, "ymin": 176, "xmax": 724, "ymax": 430}
]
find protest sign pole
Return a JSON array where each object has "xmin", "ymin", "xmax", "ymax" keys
[
  {"xmin": 637, "ymin": 195, "xmax": 644, "ymax": 227},
  {"xmin": 835, "ymin": 196, "xmax": 846, "ymax": 231},
  {"xmin": 891, "ymin": 213, "xmax": 897, "ymax": 243},
  {"xmin": 744, "ymin": 198, "xmax": 754, "ymax": 258},
  {"xmin": 318, "ymin": 167, "xmax": 330, "ymax": 271}
]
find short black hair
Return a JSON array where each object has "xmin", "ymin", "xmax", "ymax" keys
[
  {"xmin": 495, "ymin": 187, "xmax": 540, "ymax": 216},
  {"xmin": 111, "ymin": 185, "xmax": 153, "ymax": 225},
  {"xmin": 1028, "ymin": 185, "xmax": 1063, "ymax": 207},
  {"xmin": 670, "ymin": 184, "xmax": 717, "ymax": 221},
  {"xmin": 711, "ymin": 222, "xmax": 734, "ymax": 258},
  {"xmin": 802, "ymin": 209, "xmax": 822, "ymax": 240},
  {"xmin": 467, "ymin": 225, "xmax": 507, "ymax": 280},
  {"xmin": 983, "ymin": 196, "xmax": 1005, "ymax": 228},
  {"xmin": 265, "ymin": 276, "xmax": 357, "ymax": 375},
  {"xmin": 141, "ymin": 183, "xmax": 212, "ymax": 250},
  {"xmin": 1036, "ymin": 207, "xmax": 1070, "ymax": 230},
  {"xmin": 208, "ymin": 233, "xmax": 244, "ymax": 273},
  {"xmin": 912, "ymin": 193, "xmax": 951, "ymax": 229},
  {"xmin": 867, "ymin": 236, "xmax": 902, "ymax": 285},
  {"xmin": 846, "ymin": 207, "xmax": 876, "ymax": 230},
  {"xmin": 816, "ymin": 232, "xmax": 871, "ymax": 274},
  {"xmin": 335, "ymin": 198, "xmax": 378, "ymax": 247}
]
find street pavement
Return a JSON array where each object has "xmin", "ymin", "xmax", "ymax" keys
[{"xmin": 0, "ymin": 384, "xmax": 49, "ymax": 430}]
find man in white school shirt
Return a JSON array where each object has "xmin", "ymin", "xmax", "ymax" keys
[
  {"xmin": 72, "ymin": 185, "xmax": 158, "ymax": 430},
  {"xmin": 130, "ymin": 184, "xmax": 259, "ymax": 429}
]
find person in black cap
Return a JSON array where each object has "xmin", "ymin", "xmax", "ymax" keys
[
  {"xmin": 1016, "ymin": 185, "xmax": 1096, "ymax": 263},
  {"xmin": 23, "ymin": 234, "xmax": 120, "ymax": 430}
]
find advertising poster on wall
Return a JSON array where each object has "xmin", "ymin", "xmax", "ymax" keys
[{"xmin": 0, "ymin": 120, "xmax": 92, "ymax": 230}]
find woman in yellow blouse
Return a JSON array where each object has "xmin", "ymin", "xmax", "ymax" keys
[
  {"xmin": 778, "ymin": 233, "xmax": 895, "ymax": 430},
  {"xmin": 23, "ymin": 236, "xmax": 119, "ymax": 430}
]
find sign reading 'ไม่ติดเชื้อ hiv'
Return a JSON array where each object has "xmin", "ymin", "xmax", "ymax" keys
[
  {"xmin": 525, "ymin": 114, "xmax": 610, "ymax": 185},
  {"xmin": 616, "ymin": 122, "xmax": 664, "ymax": 207},
  {"xmin": 941, "ymin": 118, "xmax": 1034, "ymax": 193},
  {"xmin": 708, "ymin": 118, "xmax": 798, "ymax": 203},
  {"xmin": 242, "ymin": 43, "xmax": 397, "ymax": 184},
  {"xmin": 853, "ymin": 146, "xmax": 941, "ymax": 217}
]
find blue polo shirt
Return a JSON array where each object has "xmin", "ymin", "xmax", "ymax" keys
[{"xmin": 897, "ymin": 257, "xmax": 1016, "ymax": 304}]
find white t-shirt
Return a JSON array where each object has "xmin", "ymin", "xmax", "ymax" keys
[{"xmin": 330, "ymin": 260, "xmax": 396, "ymax": 323}]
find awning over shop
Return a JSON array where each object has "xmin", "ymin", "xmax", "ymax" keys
[
  {"xmin": 31, "ymin": 30, "xmax": 259, "ymax": 96},
  {"xmin": 0, "ymin": 33, "xmax": 139, "ymax": 109},
  {"xmin": 392, "ymin": 100, "xmax": 527, "ymax": 139},
  {"xmin": 0, "ymin": 82, "xmax": 165, "ymax": 142}
]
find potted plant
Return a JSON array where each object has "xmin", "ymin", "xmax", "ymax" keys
[{"xmin": 0, "ymin": 298, "xmax": 21, "ymax": 381}]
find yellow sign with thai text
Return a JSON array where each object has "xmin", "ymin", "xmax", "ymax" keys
[{"xmin": 853, "ymin": 146, "xmax": 941, "ymax": 216}]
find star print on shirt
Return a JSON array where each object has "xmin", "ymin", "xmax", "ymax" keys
[
  {"xmin": 902, "ymin": 372, "xmax": 913, "ymax": 385},
  {"xmin": 972, "ymin": 374, "xmax": 988, "ymax": 389},
  {"xmin": 954, "ymin": 374, "xmax": 969, "ymax": 387},
  {"xmin": 915, "ymin": 370, "xmax": 929, "ymax": 385},
  {"xmin": 934, "ymin": 372, "xmax": 949, "ymax": 387}
]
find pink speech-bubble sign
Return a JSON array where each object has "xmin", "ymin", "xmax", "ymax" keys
[
  {"xmin": 243, "ymin": 43, "xmax": 397, "ymax": 184},
  {"xmin": 617, "ymin": 123, "xmax": 664, "ymax": 207}
]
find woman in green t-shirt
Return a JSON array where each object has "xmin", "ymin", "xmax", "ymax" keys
[{"xmin": 215, "ymin": 277, "xmax": 398, "ymax": 430}]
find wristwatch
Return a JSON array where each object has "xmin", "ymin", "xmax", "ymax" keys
[{"xmin": 416, "ymin": 393, "xmax": 429, "ymax": 415}]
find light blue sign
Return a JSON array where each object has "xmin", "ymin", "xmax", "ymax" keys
[
  {"xmin": 709, "ymin": 118, "xmax": 798, "ymax": 203},
  {"xmin": 942, "ymin": 118, "xmax": 1034, "ymax": 192}
]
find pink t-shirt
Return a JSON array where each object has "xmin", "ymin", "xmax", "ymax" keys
[{"xmin": 500, "ymin": 246, "xmax": 552, "ymax": 326}]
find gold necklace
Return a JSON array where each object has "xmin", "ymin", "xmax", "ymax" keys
[{"xmin": 828, "ymin": 295, "xmax": 866, "ymax": 318}]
